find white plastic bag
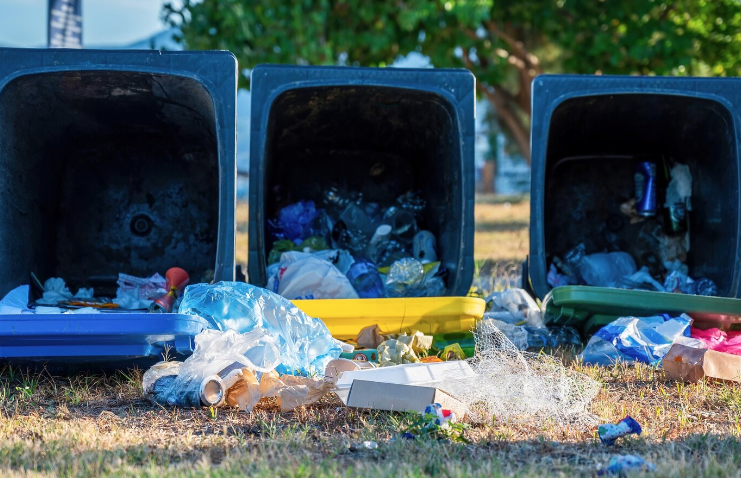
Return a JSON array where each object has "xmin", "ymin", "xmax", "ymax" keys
[{"xmin": 268, "ymin": 252, "xmax": 358, "ymax": 300}]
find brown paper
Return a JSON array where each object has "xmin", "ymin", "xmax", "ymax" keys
[
  {"xmin": 357, "ymin": 325, "xmax": 385, "ymax": 349},
  {"xmin": 663, "ymin": 344, "xmax": 741, "ymax": 383}
]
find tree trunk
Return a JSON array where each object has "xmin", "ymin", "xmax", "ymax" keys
[
  {"xmin": 481, "ymin": 160, "xmax": 496, "ymax": 194},
  {"xmin": 481, "ymin": 86, "xmax": 531, "ymax": 165}
]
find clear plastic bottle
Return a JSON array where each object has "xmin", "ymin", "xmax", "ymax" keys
[{"xmin": 346, "ymin": 257, "xmax": 386, "ymax": 298}]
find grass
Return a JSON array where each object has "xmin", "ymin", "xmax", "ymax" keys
[{"xmin": 4, "ymin": 195, "xmax": 740, "ymax": 476}]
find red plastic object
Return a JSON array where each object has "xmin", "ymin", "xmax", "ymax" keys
[{"xmin": 150, "ymin": 268, "xmax": 190, "ymax": 313}]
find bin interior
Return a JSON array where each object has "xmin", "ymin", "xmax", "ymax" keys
[
  {"xmin": 544, "ymin": 93, "xmax": 738, "ymax": 296},
  {"xmin": 263, "ymin": 85, "xmax": 463, "ymax": 293},
  {"xmin": 0, "ymin": 71, "xmax": 220, "ymax": 299}
]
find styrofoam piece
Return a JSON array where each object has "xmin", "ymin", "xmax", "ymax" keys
[{"xmin": 334, "ymin": 361, "xmax": 475, "ymax": 404}]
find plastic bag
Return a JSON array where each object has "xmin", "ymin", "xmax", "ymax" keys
[
  {"xmin": 267, "ymin": 252, "xmax": 359, "ymax": 300},
  {"xmin": 143, "ymin": 328, "xmax": 281, "ymax": 407},
  {"xmin": 113, "ymin": 272, "xmax": 167, "ymax": 309},
  {"xmin": 579, "ymin": 314, "xmax": 692, "ymax": 366},
  {"xmin": 579, "ymin": 252, "xmax": 637, "ymax": 287},
  {"xmin": 277, "ymin": 200, "xmax": 319, "ymax": 242},
  {"xmin": 485, "ymin": 288, "xmax": 544, "ymax": 328},
  {"xmin": 385, "ymin": 258, "xmax": 425, "ymax": 297},
  {"xmin": 178, "ymin": 282, "xmax": 343, "ymax": 376}
]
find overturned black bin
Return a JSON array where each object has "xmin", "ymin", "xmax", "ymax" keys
[
  {"xmin": 529, "ymin": 75, "xmax": 741, "ymax": 300},
  {"xmin": 248, "ymin": 65, "xmax": 476, "ymax": 296},
  {"xmin": 0, "ymin": 48, "xmax": 237, "ymax": 300}
]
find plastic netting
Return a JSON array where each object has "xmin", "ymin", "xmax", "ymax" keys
[{"xmin": 432, "ymin": 320, "xmax": 600, "ymax": 426}]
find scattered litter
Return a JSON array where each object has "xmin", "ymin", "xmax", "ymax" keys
[
  {"xmin": 0, "ymin": 285, "xmax": 32, "ymax": 314},
  {"xmin": 401, "ymin": 402, "xmax": 469, "ymax": 442},
  {"xmin": 113, "ymin": 273, "xmax": 167, "ymax": 309},
  {"xmin": 579, "ymin": 314, "xmax": 692, "ymax": 366},
  {"xmin": 267, "ymin": 252, "xmax": 359, "ymax": 300},
  {"xmin": 691, "ymin": 328, "xmax": 741, "ymax": 355},
  {"xmin": 598, "ymin": 416, "xmax": 642, "ymax": 445},
  {"xmin": 143, "ymin": 329, "xmax": 334, "ymax": 412},
  {"xmin": 441, "ymin": 343, "xmax": 466, "ymax": 361},
  {"xmin": 178, "ymin": 282, "xmax": 344, "ymax": 376},
  {"xmin": 348, "ymin": 440, "xmax": 378, "ymax": 451},
  {"xmin": 356, "ymin": 324, "xmax": 385, "ymax": 349},
  {"xmin": 663, "ymin": 343, "xmax": 741, "ymax": 383},
  {"xmin": 149, "ymin": 268, "xmax": 190, "ymax": 313},
  {"xmin": 377, "ymin": 332, "xmax": 433, "ymax": 366},
  {"xmin": 345, "ymin": 380, "xmax": 466, "ymax": 419},
  {"xmin": 433, "ymin": 320, "xmax": 600, "ymax": 425},
  {"xmin": 36, "ymin": 277, "xmax": 93, "ymax": 306},
  {"xmin": 598, "ymin": 454, "xmax": 655, "ymax": 476},
  {"xmin": 484, "ymin": 288, "xmax": 544, "ymax": 328}
]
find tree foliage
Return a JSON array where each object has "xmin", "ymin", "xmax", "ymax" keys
[{"xmin": 165, "ymin": 0, "xmax": 741, "ymax": 162}]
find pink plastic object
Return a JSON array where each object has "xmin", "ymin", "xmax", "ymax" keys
[
  {"xmin": 691, "ymin": 327, "xmax": 741, "ymax": 355},
  {"xmin": 150, "ymin": 268, "xmax": 190, "ymax": 313}
]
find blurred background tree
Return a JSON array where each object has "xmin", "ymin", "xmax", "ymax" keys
[{"xmin": 165, "ymin": 0, "xmax": 741, "ymax": 165}]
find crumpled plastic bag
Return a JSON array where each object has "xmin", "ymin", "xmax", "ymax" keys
[
  {"xmin": 276, "ymin": 200, "xmax": 319, "ymax": 242},
  {"xmin": 36, "ymin": 277, "xmax": 94, "ymax": 305},
  {"xmin": 691, "ymin": 328, "xmax": 741, "ymax": 356},
  {"xmin": 267, "ymin": 252, "xmax": 358, "ymax": 300},
  {"xmin": 178, "ymin": 282, "xmax": 343, "ymax": 376},
  {"xmin": 143, "ymin": 328, "xmax": 281, "ymax": 408},
  {"xmin": 484, "ymin": 288, "xmax": 544, "ymax": 328},
  {"xmin": 113, "ymin": 273, "xmax": 167, "ymax": 309},
  {"xmin": 579, "ymin": 314, "xmax": 692, "ymax": 366}
]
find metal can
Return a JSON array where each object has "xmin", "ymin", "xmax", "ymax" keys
[
  {"xmin": 666, "ymin": 201, "xmax": 688, "ymax": 234},
  {"xmin": 634, "ymin": 161, "xmax": 657, "ymax": 217}
]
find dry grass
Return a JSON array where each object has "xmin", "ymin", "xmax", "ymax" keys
[
  {"xmin": 3, "ymin": 197, "xmax": 739, "ymax": 476},
  {"xmin": 1, "ymin": 361, "xmax": 741, "ymax": 477}
]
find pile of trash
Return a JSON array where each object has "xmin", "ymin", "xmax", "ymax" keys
[
  {"xmin": 548, "ymin": 161, "xmax": 718, "ymax": 296},
  {"xmin": 0, "ymin": 268, "xmax": 191, "ymax": 314},
  {"xmin": 140, "ymin": 283, "xmax": 599, "ymax": 425},
  {"xmin": 264, "ymin": 189, "xmax": 446, "ymax": 300}
]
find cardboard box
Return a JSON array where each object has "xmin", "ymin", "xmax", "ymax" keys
[
  {"xmin": 346, "ymin": 380, "xmax": 466, "ymax": 418},
  {"xmin": 663, "ymin": 344, "xmax": 741, "ymax": 383}
]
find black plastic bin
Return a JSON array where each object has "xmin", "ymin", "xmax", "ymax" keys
[
  {"xmin": 529, "ymin": 75, "xmax": 741, "ymax": 300},
  {"xmin": 0, "ymin": 48, "xmax": 237, "ymax": 300},
  {"xmin": 248, "ymin": 65, "xmax": 476, "ymax": 296}
]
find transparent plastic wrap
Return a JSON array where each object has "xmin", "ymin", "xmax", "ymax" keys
[
  {"xmin": 178, "ymin": 282, "xmax": 344, "ymax": 376},
  {"xmin": 385, "ymin": 258, "xmax": 426, "ymax": 297},
  {"xmin": 143, "ymin": 329, "xmax": 281, "ymax": 408}
]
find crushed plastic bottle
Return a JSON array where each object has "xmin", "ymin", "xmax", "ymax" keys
[
  {"xmin": 346, "ymin": 258, "xmax": 386, "ymax": 298},
  {"xmin": 385, "ymin": 258, "xmax": 426, "ymax": 297},
  {"xmin": 383, "ymin": 207, "xmax": 418, "ymax": 244},
  {"xmin": 178, "ymin": 282, "xmax": 343, "ymax": 376}
]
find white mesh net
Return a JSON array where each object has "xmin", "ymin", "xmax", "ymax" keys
[{"xmin": 432, "ymin": 320, "xmax": 600, "ymax": 426}]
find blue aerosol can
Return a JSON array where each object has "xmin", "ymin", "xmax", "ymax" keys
[{"xmin": 634, "ymin": 160, "xmax": 657, "ymax": 217}]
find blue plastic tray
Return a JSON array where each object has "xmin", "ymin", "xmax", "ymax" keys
[{"xmin": 0, "ymin": 313, "xmax": 211, "ymax": 365}]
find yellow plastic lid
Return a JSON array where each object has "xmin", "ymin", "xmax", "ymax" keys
[{"xmin": 292, "ymin": 297, "xmax": 486, "ymax": 341}]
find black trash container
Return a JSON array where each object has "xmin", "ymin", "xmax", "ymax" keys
[
  {"xmin": 0, "ymin": 48, "xmax": 237, "ymax": 299},
  {"xmin": 529, "ymin": 75, "xmax": 740, "ymax": 300},
  {"xmin": 248, "ymin": 65, "xmax": 476, "ymax": 296}
]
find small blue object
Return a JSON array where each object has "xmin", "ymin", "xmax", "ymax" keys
[
  {"xmin": 178, "ymin": 281, "xmax": 342, "ymax": 376},
  {"xmin": 599, "ymin": 454, "xmax": 655, "ymax": 476},
  {"xmin": 277, "ymin": 200, "xmax": 319, "ymax": 242},
  {"xmin": 598, "ymin": 416, "xmax": 642, "ymax": 446}
]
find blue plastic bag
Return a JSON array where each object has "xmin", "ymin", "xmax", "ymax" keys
[
  {"xmin": 277, "ymin": 200, "xmax": 319, "ymax": 242},
  {"xmin": 579, "ymin": 314, "xmax": 692, "ymax": 366},
  {"xmin": 178, "ymin": 282, "xmax": 342, "ymax": 376}
]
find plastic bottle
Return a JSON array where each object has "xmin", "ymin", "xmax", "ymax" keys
[
  {"xmin": 346, "ymin": 257, "xmax": 386, "ymax": 298},
  {"xmin": 413, "ymin": 230, "xmax": 438, "ymax": 263},
  {"xmin": 383, "ymin": 207, "xmax": 418, "ymax": 244},
  {"xmin": 385, "ymin": 258, "xmax": 425, "ymax": 297}
]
